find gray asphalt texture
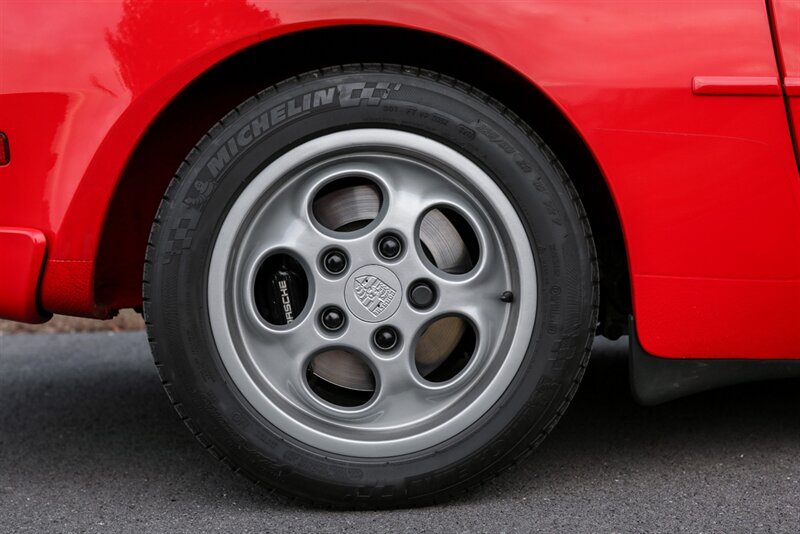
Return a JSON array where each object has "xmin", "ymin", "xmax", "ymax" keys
[{"xmin": 1, "ymin": 332, "xmax": 798, "ymax": 533}]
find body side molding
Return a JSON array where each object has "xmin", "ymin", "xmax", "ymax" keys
[{"xmin": 691, "ymin": 75, "xmax": 782, "ymax": 96}]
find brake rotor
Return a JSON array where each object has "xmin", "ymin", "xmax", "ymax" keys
[
  {"xmin": 311, "ymin": 350, "xmax": 375, "ymax": 391},
  {"xmin": 313, "ymin": 182, "xmax": 381, "ymax": 231},
  {"xmin": 414, "ymin": 316, "xmax": 467, "ymax": 377},
  {"xmin": 419, "ymin": 208, "xmax": 473, "ymax": 274},
  {"xmin": 310, "ymin": 184, "xmax": 472, "ymax": 390}
]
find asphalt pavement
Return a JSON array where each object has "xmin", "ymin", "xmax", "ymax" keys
[{"xmin": 1, "ymin": 332, "xmax": 798, "ymax": 533}]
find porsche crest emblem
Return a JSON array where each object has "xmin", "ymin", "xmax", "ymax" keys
[{"xmin": 353, "ymin": 275, "xmax": 397, "ymax": 317}]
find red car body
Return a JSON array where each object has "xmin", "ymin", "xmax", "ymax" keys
[{"xmin": 1, "ymin": 0, "xmax": 799, "ymax": 360}]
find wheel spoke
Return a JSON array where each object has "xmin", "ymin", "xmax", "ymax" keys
[
  {"xmin": 378, "ymin": 157, "xmax": 468, "ymax": 235},
  {"xmin": 366, "ymin": 347, "xmax": 448, "ymax": 427},
  {"xmin": 238, "ymin": 322, "xmax": 322, "ymax": 402},
  {"xmin": 243, "ymin": 193, "xmax": 333, "ymax": 269},
  {"xmin": 434, "ymin": 237, "xmax": 511, "ymax": 325}
]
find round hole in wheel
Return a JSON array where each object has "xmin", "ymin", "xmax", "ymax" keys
[
  {"xmin": 312, "ymin": 176, "xmax": 383, "ymax": 232},
  {"xmin": 419, "ymin": 206, "xmax": 480, "ymax": 275},
  {"xmin": 146, "ymin": 66, "xmax": 597, "ymax": 507},
  {"xmin": 306, "ymin": 350, "xmax": 375, "ymax": 407},
  {"xmin": 415, "ymin": 315, "xmax": 476, "ymax": 383},
  {"xmin": 253, "ymin": 253, "xmax": 308, "ymax": 326}
]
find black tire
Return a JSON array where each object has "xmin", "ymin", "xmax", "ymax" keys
[{"xmin": 144, "ymin": 64, "xmax": 598, "ymax": 508}]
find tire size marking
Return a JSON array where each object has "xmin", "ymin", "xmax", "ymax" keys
[{"xmin": 472, "ymin": 120, "xmax": 534, "ymax": 174}]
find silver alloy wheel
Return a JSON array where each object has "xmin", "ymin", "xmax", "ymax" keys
[{"xmin": 208, "ymin": 129, "xmax": 536, "ymax": 457}]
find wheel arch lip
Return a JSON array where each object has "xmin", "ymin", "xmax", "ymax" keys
[{"xmin": 17, "ymin": 7, "xmax": 620, "ymax": 321}]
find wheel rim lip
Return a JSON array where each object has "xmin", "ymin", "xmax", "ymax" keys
[{"xmin": 208, "ymin": 128, "xmax": 537, "ymax": 457}]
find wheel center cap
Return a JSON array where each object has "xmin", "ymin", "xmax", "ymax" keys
[{"xmin": 344, "ymin": 265, "xmax": 402, "ymax": 323}]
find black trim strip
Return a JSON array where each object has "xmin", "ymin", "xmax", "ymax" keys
[{"xmin": 765, "ymin": 0, "xmax": 800, "ymax": 174}]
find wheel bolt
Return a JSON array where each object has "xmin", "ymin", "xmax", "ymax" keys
[
  {"xmin": 374, "ymin": 326, "xmax": 399, "ymax": 351},
  {"xmin": 378, "ymin": 235, "xmax": 402, "ymax": 259},
  {"xmin": 408, "ymin": 281, "xmax": 436, "ymax": 310},
  {"xmin": 323, "ymin": 250, "xmax": 347, "ymax": 275},
  {"xmin": 320, "ymin": 307, "xmax": 345, "ymax": 331}
]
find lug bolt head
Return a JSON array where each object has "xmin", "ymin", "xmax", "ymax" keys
[
  {"xmin": 320, "ymin": 307, "xmax": 345, "ymax": 331},
  {"xmin": 378, "ymin": 235, "xmax": 402, "ymax": 260},
  {"xmin": 374, "ymin": 326, "xmax": 399, "ymax": 351},
  {"xmin": 408, "ymin": 281, "xmax": 436, "ymax": 310},
  {"xmin": 323, "ymin": 250, "xmax": 347, "ymax": 275}
]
